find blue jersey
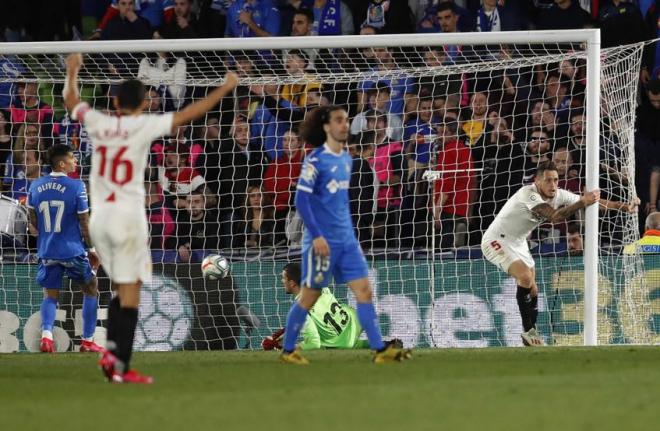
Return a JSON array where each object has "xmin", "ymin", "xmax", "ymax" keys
[
  {"xmin": 225, "ymin": 0, "xmax": 280, "ymax": 38},
  {"xmin": 296, "ymin": 144, "xmax": 355, "ymax": 244},
  {"xmin": 27, "ymin": 173, "xmax": 89, "ymax": 259}
]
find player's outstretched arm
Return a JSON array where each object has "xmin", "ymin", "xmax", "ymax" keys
[
  {"xmin": 599, "ymin": 196, "xmax": 640, "ymax": 213},
  {"xmin": 171, "ymin": 72, "xmax": 239, "ymax": 130},
  {"xmin": 63, "ymin": 53, "xmax": 83, "ymax": 113},
  {"xmin": 532, "ymin": 189, "xmax": 600, "ymax": 223}
]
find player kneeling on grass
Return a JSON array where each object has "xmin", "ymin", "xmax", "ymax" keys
[
  {"xmin": 27, "ymin": 144, "xmax": 103, "ymax": 353},
  {"xmin": 279, "ymin": 106, "xmax": 411, "ymax": 365},
  {"xmin": 262, "ymin": 263, "xmax": 403, "ymax": 351},
  {"xmin": 481, "ymin": 161, "xmax": 639, "ymax": 346},
  {"xmin": 63, "ymin": 53, "xmax": 238, "ymax": 383}
]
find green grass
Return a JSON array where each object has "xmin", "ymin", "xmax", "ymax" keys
[{"xmin": 1, "ymin": 347, "xmax": 659, "ymax": 431}]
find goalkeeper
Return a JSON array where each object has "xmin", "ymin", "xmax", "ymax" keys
[{"xmin": 263, "ymin": 263, "xmax": 396, "ymax": 350}]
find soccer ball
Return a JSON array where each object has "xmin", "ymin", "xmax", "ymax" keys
[{"xmin": 201, "ymin": 254, "xmax": 230, "ymax": 279}]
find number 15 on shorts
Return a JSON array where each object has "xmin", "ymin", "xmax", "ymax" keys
[{"xmin": 315, "ymin": 255, "xmax": 330, "ymax": 284}]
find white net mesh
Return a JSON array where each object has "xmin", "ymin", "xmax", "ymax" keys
[{"xmin": 0, "ymin": 35, "xmax": 652, "ymax": 352}]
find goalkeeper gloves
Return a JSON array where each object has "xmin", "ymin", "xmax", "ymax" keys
[{"xmin": 261, "ymin": 328, "xmax": 285, "ymax": 351}]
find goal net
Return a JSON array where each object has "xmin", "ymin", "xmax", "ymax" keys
[{"xmin": 0, "ymin": 32, "xmax": 653, "ymax": 352}]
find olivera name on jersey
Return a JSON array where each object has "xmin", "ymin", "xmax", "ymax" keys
[{"xmin": 35, "ymin": 181, "xmax": 68, "ymax": 194}]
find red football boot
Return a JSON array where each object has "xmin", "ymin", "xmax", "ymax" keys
[
  {"xmin": 98, "ymin": 350, "xmax": 121, "ymax": 382},
  {"xmin": 121, "ymin": 369, "xmax": 154, "ymax": 385},
  {"xmin": 80, "ymin": 340, "xmax": 105, "ymax": 353},
  {"xmin": 40, "ymin": 337, "xmax": 54, "ymax": 353}
]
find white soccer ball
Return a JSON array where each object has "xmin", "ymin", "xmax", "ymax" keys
[{"xmin": 201, "ymin": 254, "xmax": 230, "ymax": 280}]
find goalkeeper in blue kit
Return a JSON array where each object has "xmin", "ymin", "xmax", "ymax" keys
[{"xmin": 279, "ymin": 106, "xmax": 411, "ymax": 364}]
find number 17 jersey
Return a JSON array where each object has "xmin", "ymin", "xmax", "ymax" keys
[{"xmin": 72, "ymin": 102, "xmax": 173, "ymax": 211}]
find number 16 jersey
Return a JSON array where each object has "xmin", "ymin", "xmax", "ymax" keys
[{"xmin": 72, "ymin": 102, "xmax": 173, "ymax": 211}]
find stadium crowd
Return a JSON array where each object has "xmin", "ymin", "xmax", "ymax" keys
[{"xmin": 1, "ymin": 0, "xmax": 659, "ymax": 260}]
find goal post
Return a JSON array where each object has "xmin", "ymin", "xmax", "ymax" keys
[{"xmin": 0, "ymin": 30, "xmax": 649, "ymax": 351}]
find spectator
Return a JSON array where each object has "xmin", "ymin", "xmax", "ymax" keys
[
  {"xmin": 536, "ymin": 0, "xmax": 591, "ymax": 30},
  {"xmin": 567, "ymin": 222, "xmax": 584, "ymax": 255},
  {"xmin": 364, "ymin": 111, "xmax": 404, "ymax": 245},
  {"xmin": 473, "ymin": 113, "xmax": 524, "ymax": 240},
  {"xmin": 262, "ymin": 127, "xmax": 305, "ymax": 220},
  {"xmin": 348, "ymin": 133, "xmax": 377, "ymax": 245},
  {"xmin": 94, "ymin": 0, "xmax": 173, "ymax": 37},
  {"xmin": 100, "ymin": 0, "xmax": 153, "ymax": 40},
  {"xmin": 544, "ymin": 73, "xmax": 573, "ymax": 124},
  {"xmin": 357, "ymin": 48, "xmax": 417, "ymax": 119},
  {"xmin": 280, "ymin": 50, "xmax": 322, "ymax": 106},
  {"xmin": 160, "ymin": 0, "xmax": 200, "ymax": 39},
  {"xmin": 567, "ymin": 108, "xmax": 586, "ymax": 178},
  {"xmin": 476, "ymin": 0, "xmax": 528, "ymax": 31},
  {"xmin": 251, "ymin": 84, "xmax": 327, "ymax": 159},
  {"xmin": 433, "ymin": 3, "xmax": 473, "ymax": 63},
  {"xmin": 529, "ymin": 100, "xmax": 569, "ymax": 148},
  {"xmin": 158, "ymin": 142, "xmax": 206, "ymax": 211},
  {"xmin": 171, "ymin": 191, "xmax": 221, "ymax": 262},
  {"xmin": 361, "ymin": 0, "xmax": 414, "ymax": 34},
  {"xmin": 10, "ymin": 82, "xmax": 54, "ymax": 130},
  {"xmin": 432, "ymin": 115, "xmax": 474, "ymax": 249},
  {"xmin": 553, "ymin": 146, "xmax": 581, "ymax": 193},
  {"xmin": 522, "ymin": 128, "xmax": 552, "ymax": 183},
  {"xmin": 198, "ymin": 0, "xmax": 230, "ymax": 38},
  {"xmin": 230, "ymin": 185, "xmax": 279, "ymax": 248},
  {"xmin": 404, "ymin": 97, "xmax": 435, "ymax": 167},
  {"xmin": 0, "ymin": 110, "xmax": 13, "ymax": 188},
  {"xmin": 0, "ymin": 55, "xmax": 25, "ymax": 110},
  {"xmin": 145, "ymin": 181, "xmax": 175, "ymax": 249},
  {"xmin": 598, "ymin": 0, "xmax": 647, "ymax": 48},
  {"xmin": 642, "ymin": 3, "xmax": 660, "ymax": 82},
  {"xmin": 303, "ymin": 0, "xmax": 354, "ymax": 35},
  {"xmin": 636, "ymin": 80, "xmax": 660, "ymax": 215},
  {"xmin": 57, "ymin": 112, "xmax": 92, "ymax": 179},
  {"xmin": 417, "ymin": 0, "xmax": 474, "ymax": 33},
  {"xmin": 279, "ymin": 0, "xmax": 304, "ymax": 36},
  {"xmin": 225, "ymin": 0, "xmax": 281, "ymax": 37},
  {"xmin": 461, "ymin": 91, "xmax": 490, "ymax": 148},
  {"xmin": 351, "ymin": 82, "xmax": 404, "ymax": 141},
  {"xmin": 417, "ymin": 46, "xmax": 462, "ymax": 110},
  {"xmin": 218, "ymin": 115, "xmax": 266, "ymax": 244},
  {"xmin": 194, "ymin": 116, "xmax": 223, "ymax": 201},
  {"xmin": 4, "ymin": 124, "xmax": 45, "ymax": 203}
]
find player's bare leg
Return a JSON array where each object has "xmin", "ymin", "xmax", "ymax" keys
[
  {"xmin": 348, "ymin": 277, "xmax": 412, "ymax": 362},
  {"xmin": 280, "ymin": 287, "xmax": 321, "ymax": 365},
  {"xmin": 79, "ymin": 278, "xmax": 104, "ymax": 353},
  {"xmin": 40, "ymin": 289, "xmax": 59, "ymax": 353},
  {"xmin": 508, "ymin": 261, "xmax": 544, "ymax": 346}
]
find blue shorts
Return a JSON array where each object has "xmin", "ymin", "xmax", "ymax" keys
[
  {"xmin": 36, "ymin": 255, "xmax": 95, "ymax": 289},
  {"xmin": 301, "ymin": 240, "xmax": 369, "ymax": 289}
]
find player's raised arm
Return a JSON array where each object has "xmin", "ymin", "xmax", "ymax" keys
[
  {"xmin": 532, "ymin": 189, "xmax": 599, "ymax": 223},
  {"xmin": 171, "ymin": 72, "xmax": 239, "ymax": 130},
  {"xmin": 63, "ymin": 53, "xmax": 83, "ymax": 112}
]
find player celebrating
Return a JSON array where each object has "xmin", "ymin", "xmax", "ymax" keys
[
  {"xmin": 279, "ymin": 106, "xmax": 411, "ymax": 364},
  {"xmin": 481, "ymin": 161, "xmax": 639, "ymax": 346},
  {"xmin": 263, "ymin": 263, "xmax": 404, "ymax": 351},
  {"xmin": 27, "ymin": 144, "xmax": 103, "ymax": 354},
  {"xmin": 63, "ymin": 53, "xmax": 238, "ymax": 383}
]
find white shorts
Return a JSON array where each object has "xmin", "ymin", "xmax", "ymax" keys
[
  {"xmin": 90, "ymin": 209, "xmax": 152, "ymax": 284},
  {"xmin": 481, "ymin": 235, "xmax": 534, "ymax": 273}
]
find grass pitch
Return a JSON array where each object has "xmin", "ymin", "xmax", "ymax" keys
[{"xmin": 1, "ymin": 347, "xmax": 658, "ymax": 431}]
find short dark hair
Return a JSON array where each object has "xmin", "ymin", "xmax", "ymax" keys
[
  {"xmin": 530, "ymin": 127, "xmax": 549, "ymax": 138},
  {"xmin": 567, "ymin": 223, "xmax": 581, "ymax": 235},
  {"xmin": 47, "ymin": 144, "xmax": 73, "ymax": 169},
  {"xmin": 283, "ymin": 262, "xmax": 301, "ymax": 285},
  {"xmin": 116, "ymin": 79, "xmax": 146, "ymax": 110},
  {"xmin": 536, "ymin": 160, "xmax": 558, "ymax": 176},
  {"xmin": 647, "ymin": 79, "xmax": 660, "ymax": 95},
  {"xmin": 294, "ymin": 8, "xmax": 314, "ymax": 24},
  {"xmin": 287, "ymin": 49, "xmax": 309, "ymax": 65},
  {"xmin": 367, "ymin": 81, "xmax": 392, "ymax": 95},
  {"xmin": 436, "ymin": 3, "xmax": 456, "ymax": 14}
]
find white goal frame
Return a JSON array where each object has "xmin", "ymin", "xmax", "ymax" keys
[{"xmin": 0, "ymin": 29, "xmax": 602, "ymax": 346}]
